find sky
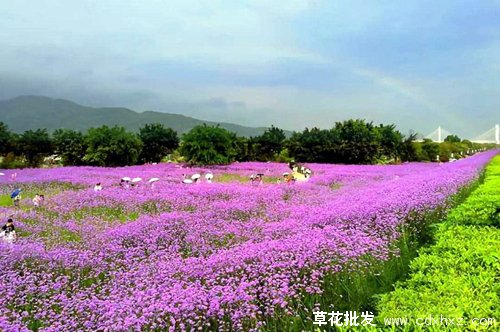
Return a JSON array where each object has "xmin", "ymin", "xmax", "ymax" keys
[{"xmin": 0, "ymin": 0, "xmax": 499, "ymax": 138}]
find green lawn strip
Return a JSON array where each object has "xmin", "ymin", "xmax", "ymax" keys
[
  {"xmin": 0, "ymin": 181, "xmax": 84, "ymax": 207},
  {"xmin": 376, "ymin": 225, "xmax": 500, "ymax": 331},
  {"xmin": 376, "ymin": 155, "xmax": 500, "ymax": 331},
  {"xmin": 217, "ymin": 173, "xmax": 280, "ymax": 183}
]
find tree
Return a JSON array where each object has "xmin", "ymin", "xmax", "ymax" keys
[
  {"xmin": 287, "ymin": 128, "xmax": 336, "ymax": 163},
  {"xmin": 333, "ymin": 119, "xmax": 381, "ymax": 164},
  {"xmin": 253, "ymin": 126, "xmax": 286, "ymax": 161},
  {"xmin": 421, "ymin": 139, "xmax": 440, "ymax": 162},
  {"xmin": 233, "ymin": 136, "xmax": 253, "ymax": 162},
  {"xmin": 0, "ymin": 122, "xmax": 13, "ymax": 155},
  {"xmin": 444, "ymin": 134, "xmax": 461, "ymax": 143},
  {"xmin": 376, "ymin": 124, "xmax": 404, "ymax": 161},
  {"xmin": 400, "ymin": 132, "xmax": 419, "ymax": 162},
  {"xmin": 138, "ymin": 124, "xmax": 179, "ymax": 163},
  {"xmin": 83, "ymin": 126, "xmax": 143, "ymax": 166},
  {"xmin": 18, "ymin": 129, "xmax": 53, "ymax": 167},
  {"xmin": 180, "ymin": 124, "xmax": 236, "ymax": 165},
  {"xmin": 53, "ymin": 129, "xmax": 87, "ymax": 166}
]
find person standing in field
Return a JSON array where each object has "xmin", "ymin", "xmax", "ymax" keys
[
  {"xmin": 11, "ymin": 189, "xmax": 22, "ymax": 208},
  {"xmin": 1, "ymin": 219, "xmax": 16, "ymax": 244},
  {"xmin": 94, "ymin": 183, "xmax": 103, "ymax": 192},
  {"xmin": 33, "ymin": 194, "xmax": 41, "ymax": 208}
]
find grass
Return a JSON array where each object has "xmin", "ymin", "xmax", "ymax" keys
[
  {"xmin": 0, "ymin": 194, "xmax": 13, "ymax": 207},
  {"xmin": 376, "ymin": 155, "xmax": 500, "ymax": 331},
  {"xmin": 217, "ymin": 173, "xmax": 280, "ymax": 183}
]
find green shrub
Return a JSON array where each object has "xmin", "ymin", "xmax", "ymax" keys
[
  {"xmin": 447, "ymin": 156, "xmax": 500, "ymax": 227},
  {"xmin": 377, "ymin": 155, "xmax": 500, "ymax": 331}
]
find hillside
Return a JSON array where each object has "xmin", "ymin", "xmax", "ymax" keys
[{"xmin": 0, "ymin": 95, "xmax": 273, "ymax": 137}]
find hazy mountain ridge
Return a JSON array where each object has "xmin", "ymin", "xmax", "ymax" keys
[{"xmin": 0, "ymin": 95, "xmax": 275, "ymax": 136}]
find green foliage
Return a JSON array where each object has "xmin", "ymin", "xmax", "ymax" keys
[
  {"xmin": 444, "ymin": 134, "xmax": 461, "ymax": 143},
  {"xmin": 377, "ymin": 225, "xmax": 500, "ymax": 327},
  {"xmin": 180, "ymin": 124, "xmax": 236, "ymax": 165},
  {"xmin": 377, "ymin": 156, "xmax": 500, "ymax": 330},
  {"xmin": 334, "ymin": 119, "xmax": 381, "ymax": 164},
  {"xmin": 138, "ymin": 123, "xmax": 179, "ymax": 163},
  {"xmin": 287, "ymin": 120, "xmax": 404, "ymax": 164},
  {"xmin": 0, "ymin": 121, "xmax": 13, "ymax": 154},
  {"xmin": 0, "ymin": 152, "xmax": 27, "ymax": 169},
  {"xmin": 399, "ymin": 132, "xmax": 419, "ymax": 162},
  {"xmin": 18, "ymin": 129, "xmax": 53, "ymax": 167},
  {"xmin": 53, "ymin": 129, "xmax": 87, "ymax": 166},
  {"xmin": 420, "ymin": 139, "xmax": 440, "ymax": 162},
  {"xmin": 252, "ymin": 125, "xmax": 286, "ymax": 161},
  {"xmin": 377, "ymin": 124, "xmax": 404, "ymax": 161},
  {"xmin": 83, "ymin": 125, "xmax": 143, "ymax": 166},
  {"xmin": 447, "ymin": 156, "xmax": 500, "ymax": 227},
  {"xmin": 287, "ymin": 127, "xmax": 336, "ymax": 163},
  {"xmin": 232, "ymin": 136, "xmax": 252, "ymax": 162}
]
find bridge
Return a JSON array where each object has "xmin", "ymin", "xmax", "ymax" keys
[{"xmin": 423, "ymin": 124, "xmax": 499, "ymax": 144}]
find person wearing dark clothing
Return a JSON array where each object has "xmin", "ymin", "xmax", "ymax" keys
[{"xmin": 2, "ymin": 219, "xmax": 15, "ymax": 234}]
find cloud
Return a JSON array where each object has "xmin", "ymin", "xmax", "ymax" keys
[{"xmin": 0, "ymin": 0, "xmax": 499, "ymax": 138}]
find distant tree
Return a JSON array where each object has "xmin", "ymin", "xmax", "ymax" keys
[
  {"xmin": 233, "ymin": 136, "xmax": 253, "ymax": 162},
  {"xmin": 376, "ymin": 124, "xmax": 404, "ymax": 160},
  {"xmin": 0, "ymin": 122, "xmax": 13, "ymax": 155},
  {"xmin": 139, "ymin": 124, "xmax": 179, "ymax": 163},
  {"xmin": 253, "ymin": 126, "xmax": 286, "ymax": 161},
  {"xmin": 53, "ymin": 129, "xmax": 87, "ymax": 166},
  {"xmin": 84, "ymin": 126, "xmax": 143, "ymax": 166},
  {"xmin": 444, "ymin": 134, "xmax": 461, "ymax": 143},
  {"xmin": 287, "ymin": 128, "xmax": 336, "ymax": 163},
  {"xmin": 400, "ymin": 132, "xmax": 419, "ymax": 162},
  {"xmin": 333, "ymin": 119, "xmax": 381, "ymax": 164},
  {"xmin": 18, "ymin": 129, "xmax": 53, "ymax": 167},
  {"xmin": 180, "ymin": 124, "xmax": 236, "ymax": 165},
  {"xmin": 421, "ymin": 139, "xmax": 440, "ymax": 161}
]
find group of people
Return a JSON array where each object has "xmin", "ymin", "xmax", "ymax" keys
[
  {"xmin": 4, "ymin": 189, "xmax": 46, "ymax": 244},
  {"xmin": 288, "ymin": 161, "xmax": 312, "ymax": 179},
  {"xmin": 250, "ymin": 173, "xmax": 265, "ymax": 185},
  {"xmin": 32, "ymin": 194, "xmax": 45, "ymax": 208},
  {"xmin": 250, "ymin": 162, "xmax": 313, "ymax": 185},
  {"xmin": 182, "ymin": 173, "xmax": 214, "ymax": 184}
]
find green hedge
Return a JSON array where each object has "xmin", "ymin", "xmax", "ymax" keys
[{"xmin": 377, "ymin": 154, "xmax": 500, "ymax": 331}]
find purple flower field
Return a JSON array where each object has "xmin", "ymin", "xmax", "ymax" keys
[{"xmin": 0, "ymin": 151, "xmax": 497, "ymax": 331}]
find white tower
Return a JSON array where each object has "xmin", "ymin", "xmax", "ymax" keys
[{"xmin": 496, "ymin": 124, "xmax": 499, "ymax": 144}]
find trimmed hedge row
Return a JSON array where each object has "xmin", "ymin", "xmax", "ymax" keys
[{"xmin": 377, "ymin": 155, "xmax": 500, "ymax": 331}]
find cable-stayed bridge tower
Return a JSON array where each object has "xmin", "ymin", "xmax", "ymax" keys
[
  {"xmin": 425, "ymin": 126, "xmax": 452, "ymax": 143},
  {"xmin": 472, "ymin": 124, "xmax": 499, "ymax": 144}
]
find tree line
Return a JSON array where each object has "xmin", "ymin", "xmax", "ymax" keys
[{"xmin": 0, "ymin": 120, "xmax": 493, "ymax": 168}]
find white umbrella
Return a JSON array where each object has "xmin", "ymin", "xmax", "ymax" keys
[
  {"xmin": 0, "ymin": 173, "xmax": 5, "ymax": 176},
  {"xmin": 282, "ymin": 172, "xmax": 290, "ymax": 176},
  {"xmin": 132, "ymin": 177, "xmax": 142, "ymax": 183},
  {"xmin": 148, "ymin": 178, "xmax": 160, "ymax": 183},
  {"xmin": 191, "ymin": 173, "xmax": 201, "ymax": 180},
  {"xmin": 183, "ymin": 179, "xmax": 193, "ymax": 184},
  {"xmin": 205, "ymin": 173, "xmax": 214, "ymax": 180},
  {"xmin": 122, "ymin": 177, "xmax": 131, "ymax": 181}
]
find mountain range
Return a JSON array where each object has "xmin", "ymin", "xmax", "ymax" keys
[{"xmin": 0, "ymin": 96, "xmax": 277, "ymax": 137}]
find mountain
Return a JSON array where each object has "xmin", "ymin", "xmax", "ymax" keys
[{"xmin": 0, "ymin": 95, "xmax": 276, "ymax": 137}]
